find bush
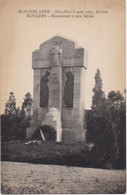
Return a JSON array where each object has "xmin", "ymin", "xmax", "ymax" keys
[
  {"xmin": 1, "ymin": 140, "xmax": 104, "ymax": 168},
  {"xmin": 2, "ymin": 140, "xmax": 123, "ymax": 169},
  {"xmin": 32, "ymin": 125, "xmax": 56, "ymax": 141},
  {"xmin": 87, "ymin": 114, "xmax": 119, "ymax": 168},
  {"xmin": 1, "ymin": 92, "xmax": 32, "ymax": 141},
  {"xmin": 1, "ymin": 114, "xmax": 30, "ymax": 141}
]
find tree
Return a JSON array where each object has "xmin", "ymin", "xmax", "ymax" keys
[
  {"xmin": 21, "ymin": 92, "xmax": 33, "ymax": 119},
  {"xmin": 107, "ymin": 91, "xmax": 124, "ymax": 130},
  {"xmin": 118, "ymin": 99, "xmax": 126, "ymax": 168},
  {"xmin": 92, "ymin": 117, "xmax": 119, "ymax": 168},
  {"xmin": 5, "ymin": 92, "xmax": 16, "ymax": 116},
  {"xmin": 1, "ymin": 92, "xmax": 33, "ymax": 140},
  {"xmin": 87, "ymin": 69, "xmax": 106, "ymax": 142},
  {"xmin": 87, "ymin": 70, "xmax": 120, "ymax": 168},
  {"xmin": 18, "ymin": 92, "xmax": 33, "ymax": 139},
  {"xmin": 107, "ymin": 90, "xmax": 126, "ymax": 168},
  {"xmin": 92, "ymin": 69, "xmax": 105, "ymax": 113},
  {"xmin": 1, "ymin": 92, "xmax": 19, "ymax": 140}
]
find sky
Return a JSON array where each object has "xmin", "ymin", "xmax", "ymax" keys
[{"xmin": 0, "ymin": 0, "xmax": 126, "ymax": 114}]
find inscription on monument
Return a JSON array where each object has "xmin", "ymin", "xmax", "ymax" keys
[
  {"xmin": 50, "ymin": 73, "xmax": 58, "ymax": 83},
  {"xmin": 52, "ymin": 41, "xmax": 63, "ymax": 45},
  {"xmin": 52, "ymin": 88, "xmax": 59, "ymax": 97},
  {"xmin": 63, "ymin": 54, "xmax": 81, "ymax": 59}
]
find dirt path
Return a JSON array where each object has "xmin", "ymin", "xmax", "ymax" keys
[{"xmin": 1, "ymin": 161, "xmax": 126, "ymax": 194}]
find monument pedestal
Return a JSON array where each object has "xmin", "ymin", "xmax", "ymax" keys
[
  {"xmin": 27, "ymin": 127, "xmax": 36, "ymax": 139},
  {"xmin": 26, "ymin": 119, "xmax": 39, "ymax": 139},
  {"xmin": 41, "ymin": 108, "xmax": 62, "ymax": 142},
  {"xmin": 62, "ymin": 128, "xmax": 87, "ymax": 144}
]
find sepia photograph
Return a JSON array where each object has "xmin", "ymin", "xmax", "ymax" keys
[{"xmin": 0, "ymin": 0, "xmax": 126, "ymax": 194}]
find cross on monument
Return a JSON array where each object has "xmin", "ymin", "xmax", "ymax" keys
[{"xmin": 51, "ymin": 46, "xmax": 62, "ymax": 66}]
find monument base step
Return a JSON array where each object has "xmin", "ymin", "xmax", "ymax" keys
[
  {"xmin": 62, "ymin": 128, "xmax": 87, "ymax": 144},
  {"xmin": 26, "ymin": 126, "xmax": 87, "ymax": 143}
]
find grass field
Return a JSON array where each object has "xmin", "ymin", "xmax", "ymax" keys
[
  {"xmin": 1, "ymin": 161, "xmax": 126, "ymax": 194},
  {"xmin": 1, "ymin": 140, "xmax": 126, "ymax": 193}
]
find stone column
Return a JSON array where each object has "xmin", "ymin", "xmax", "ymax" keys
[
  {"xmin": 33, "ymin": 69, "xmax": 41, "ymax": 121},
  {"xmin": 48, "ymin": 46, "xmax": 62, "ymax": 111},
  {"xmin": 41, "ymin": 46, "xmax": 63, "ymax": 142},
  {"xmin": 26, "ymin": 69, "xmax": 41, "ymax": 138},
  {"xmin": 62, "ymin": 67, "xmax": 86, "ymax": 143},
  {"xmin": 48, "ymin": 67, "xmax": 62, "ymax": 111}
]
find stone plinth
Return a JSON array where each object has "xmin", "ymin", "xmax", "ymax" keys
[
  {"xmin": 62, "ymin": 129, "xmax": 87, "ymax": 144},
  {"xmin": 41, "ymin": 108, "xmax": 62, "ymax": 142},
  {"xmin": 27, "ymin": 35, "xmax": 87, "ymax": 143}
]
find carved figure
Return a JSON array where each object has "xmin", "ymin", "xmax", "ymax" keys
[
  {"xmin": 64, "ymin": 72, "xmax": 74, "ymax": 107},
  {"xmin": 40, "ymin": 70, "xmax": 50, "ymax": 107}
]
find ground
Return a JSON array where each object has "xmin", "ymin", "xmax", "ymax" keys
[{"xmin": 1, "ymin": 161, "xmax": 126, "ymax": 194}]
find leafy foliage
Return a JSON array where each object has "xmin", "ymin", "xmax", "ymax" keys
[
  {"xmin": 87, "ymin": 69, "xmax": 126, "ymax": 169},
  {"xmin": 1, "ymin": 140, "xmax": 103, "ymax": 168},
  {"xmin": 1, "ymin": 92, "xmax": 33, "ymax": 141},
  {"xmin": 92, "ymin": 69, "xmax": 105, "ymax": 112},
  {"xmin": 32, "ymin": 125, "xmax": 56, "ymax": 141},
  {"xmin": 21, "ymin": 92, "xmax": 33, "ymax": 119},
  {"xmin": 5, "ymin": 92, "xmax": 16, "ymax": 115}
]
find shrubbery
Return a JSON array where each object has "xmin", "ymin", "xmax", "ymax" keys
[
  {"xmin": 32, "ymin": 125, "xmax": 56, "ymax": 141},
  {"xmin": 87, "ymin": 95, "xmax": 126, "ymax": 169},
  {"xmin": 86, "ymin": 69, "xmax": 126, "ymax": 169},
  {"xmin": 1, "ymin": 92, "xmax": 32, "ymax": 141},
  {"xmin": 1, "ymin": 140, "xmax": 108, "ymax": 168}
]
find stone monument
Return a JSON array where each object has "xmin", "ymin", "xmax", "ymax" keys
[{"xmin": 27, "ymin": 35, "xmax": 87, "ymax": 143}]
